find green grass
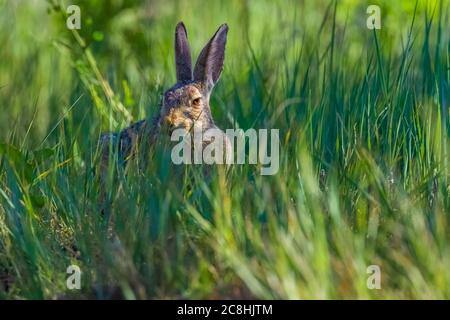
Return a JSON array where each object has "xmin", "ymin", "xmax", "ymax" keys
[{"xmin": 0, "ymin": 0, "xmax": 449, "ymax": 299}]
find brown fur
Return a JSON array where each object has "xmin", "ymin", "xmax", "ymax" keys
[{"xmin": 98, "ymin": 22, "xmax": 230, "ymax": 190}]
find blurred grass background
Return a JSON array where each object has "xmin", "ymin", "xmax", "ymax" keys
[{"xmin": 0, "ymin": 0, "xmax": 449, "ymax": 299}]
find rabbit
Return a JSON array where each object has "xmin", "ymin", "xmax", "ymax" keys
[{"xmin": 98, "ymin": 22, "xmax": 232, "ymax": 189}]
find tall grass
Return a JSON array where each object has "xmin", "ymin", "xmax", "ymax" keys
[{"xmin": 0, "ymin": 0, "xmax": 449, "ymax": 299}]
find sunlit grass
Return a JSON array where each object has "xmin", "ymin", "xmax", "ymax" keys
[{"xmin": 0, "ymin": 0, "xmax": 449, "ymax": 299}]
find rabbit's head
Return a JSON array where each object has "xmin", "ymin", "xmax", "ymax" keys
[{"xmin": 159, "ymin": 22, "xmax": 228, "ymax": 133}]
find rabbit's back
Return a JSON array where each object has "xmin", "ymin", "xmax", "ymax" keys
[{"xmin": 98, "ymin": 118, "xmax": 159, "ymax": 174}]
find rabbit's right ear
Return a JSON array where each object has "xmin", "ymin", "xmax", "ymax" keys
[
  {"xmin": 193, "ymin": 24, "xmax": 228, "ymax": 91},
  {"xmin": 175, "ymin": 22, "xmax": 193, "ymax": 82}
]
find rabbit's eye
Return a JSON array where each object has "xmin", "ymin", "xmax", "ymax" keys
[{"xmin": 192, "ymin": 97, "xmax": 202, "ymax": 107}]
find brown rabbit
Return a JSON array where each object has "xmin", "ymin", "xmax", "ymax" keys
[{"xmin": 98, "ymin": 22, "xmax": 231, "ymax": 188}]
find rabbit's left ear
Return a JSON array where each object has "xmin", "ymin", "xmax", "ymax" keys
[
  {"xmin": 193, "ymin": 24, "xmax": 228, "ymax": 90},
  {"xmin": 175, "ymin": 22, "xmax": 193, "ymax": 82}
]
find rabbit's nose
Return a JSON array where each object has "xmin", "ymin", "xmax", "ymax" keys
[
  {"xmin": 164, "ymin": 115, "xmax": 173, "ymax": 127},
  {"xmin": 164, "ymin": 110, "xmax": 178, "ymax": 127}
]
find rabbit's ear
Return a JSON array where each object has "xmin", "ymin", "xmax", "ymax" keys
[
  {"xmin": 175, "ymin": 22, "xmax": 193, "ymax": 82},
  {"xmin": 193, "ymin": 24, "xmax": 228, "ymax": 90}
]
